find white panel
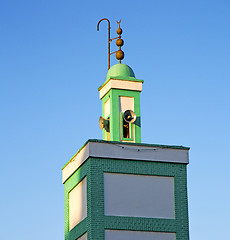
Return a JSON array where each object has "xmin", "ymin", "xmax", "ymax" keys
[
  {"xmin": 105, "ymin": 230, "xmax": 176, "ymax": 240},
  {"xmin": 99, "ymin": 79, "xmax": 142, "ymax": 99},
  {"xmin": 69, "ymin": 178, "xmax": 87, "ymax": 230},
  {"xmin": 104, "ymin": 99, "xmax": 110, "ymax": 118},
  {"xmin": 119, "ymin": 96, "xmax": 134, "ymax": 112},
  {"xmin": 77, "ymin": 233, "xmax": 87, "ymax": 240},
  {"xmin": 104, "ymin": 173, "xmax": 175, "ymax": 219},
  {"xmin": 63, "ymin": 141, "xmax": 189, "ymax": 183},
  {"xmin": 88, "ymin": 142, "xmax": 189, "ymax": 164}
]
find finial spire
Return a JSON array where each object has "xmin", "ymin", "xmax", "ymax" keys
[
  {"xmin": 115, "ymin": 20, "xmax": 124, "ymax": 63},
  {"xmin": 97, "ymin": 18, "xmax": 125, "ymax": 70}
]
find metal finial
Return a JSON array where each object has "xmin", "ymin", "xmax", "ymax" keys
[
  {"xmin": 115, "ymin": 20, "xmax": 124, "ymax": 63},
  {"xmin": 97, "ymin": 18, "xmax": 125, "ymax": 69}
]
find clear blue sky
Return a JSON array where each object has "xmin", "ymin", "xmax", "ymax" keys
[{"xmin": 1, "ymin": 1, "xmax": 230, "ymax": 239}]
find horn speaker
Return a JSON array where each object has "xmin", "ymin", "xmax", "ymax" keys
[
  {"xmin": 123, "ymin": 110, "xmax": 136, "ymax": 123},
  {"xmin": 99, "ymin": 116, "xmax": 109, "ymax": 131}
]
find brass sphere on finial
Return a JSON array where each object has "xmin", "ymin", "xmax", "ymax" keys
[
  {"xmin": 117, "ymin": 27, "xmax": 122, "ymax": 35},
  {"xmin": 116, "ymin": 38, "xmax": 124, "ymax": 47},
  {"xmin": 115, "ymin": 20, "xmax": 124, "ymax": 63},
  {"xmin": 116, "ymin": 50, "xmax": 124, "ymax": 60}
]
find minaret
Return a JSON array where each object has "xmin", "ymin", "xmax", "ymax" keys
[
  {"xmin": 98, "ymin": 63, "xmax": 143, "ymax": 142},
  {"xmin": 98, "ymin": 21, "xmax": 143, "ymax": 143},
  {"xmin": 62, "ymin": 19, "xmax": 190, "ymax": 240}
]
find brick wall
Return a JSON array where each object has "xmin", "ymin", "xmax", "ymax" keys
[{"xmin": 64, "ymin": 157, "xmax": 189, "ymax": 240}]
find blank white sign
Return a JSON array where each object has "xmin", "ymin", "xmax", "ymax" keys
[
  {"xmin": 69, "ymin": 177, "xmax": 87, "ymax": 230},
  {"xmin": 104, "ymin": 173, "xmax": 175, "ymax": 219},
  {"xmin": 105, "ymin": 230, "xmax": 176, "ymax": 240}
]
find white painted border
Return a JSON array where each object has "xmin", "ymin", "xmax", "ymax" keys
[
  {"xmin": 99, "ymin": 79, "xmax": 142, "ymax": 99},
  {"xmin": 62, "ymin": 141, "xmax": 189, "ymax": 183},
  {"xmin": 63, "ymin": 144, "xmax": 90, "ymax": 183}
]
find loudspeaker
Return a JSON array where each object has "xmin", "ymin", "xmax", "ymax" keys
[
  {"xmin": 99, "ymin": 116, "xmax": 110, "ymax": 131},
  {"xmin": 123, "ymin": 110, "xmax": 136, "ymax": 123}
]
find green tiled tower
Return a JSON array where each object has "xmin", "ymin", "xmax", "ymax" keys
[{"xmin": 62, "ymin": 63, "xmax": 190, "ymax": 240}]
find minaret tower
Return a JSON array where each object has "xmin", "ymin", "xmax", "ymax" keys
[
  {"xmin": 98, "ymin": 21, "xmax": 143, "ymax": 143},
  {"xmin": 62, "ymin": 19, "xmax": 190, "ymax": 240},
  {"xmin": 99, "ymin": 63, "xmax": 143, "ymax": 142}
]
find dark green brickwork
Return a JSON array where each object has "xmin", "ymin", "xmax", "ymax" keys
[{"xmin": 64, "ymin": 156, "xmax": 189, "ymax": 240}]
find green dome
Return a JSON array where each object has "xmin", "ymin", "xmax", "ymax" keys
[
  {"xmin": 98, "ymin": 63, "xmax": 143, "ymax": 91},
  {"xmin": 106, "ymin": 63, "xmax": 136, "ymax": 81}
]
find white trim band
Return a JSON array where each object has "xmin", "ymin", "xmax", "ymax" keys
[
  {"xmin": 99, "ymin": 79, "xmax": 143, "ymax": 99},
  {"xmin": 62, "ymin": 141, "xmax": 189, "ymax": 183}
]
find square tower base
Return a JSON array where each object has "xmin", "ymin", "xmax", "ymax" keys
[{"xmin": 62, "ymin": 139, "xmax": 190, "ymax": 240}]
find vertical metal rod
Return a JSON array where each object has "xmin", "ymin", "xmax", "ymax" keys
[{"xmin": 97, "ymin": 18, "xmax": 111, "ymax": 70}]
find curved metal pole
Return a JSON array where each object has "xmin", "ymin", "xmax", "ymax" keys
[{"xmin": 97, "ymin": 18, "xmax": 111, "ymax": 70}]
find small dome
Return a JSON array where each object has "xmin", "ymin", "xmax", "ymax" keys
[{"xmin": 106, "ymin": 64, "xmax": 135, "ymax": 81}]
